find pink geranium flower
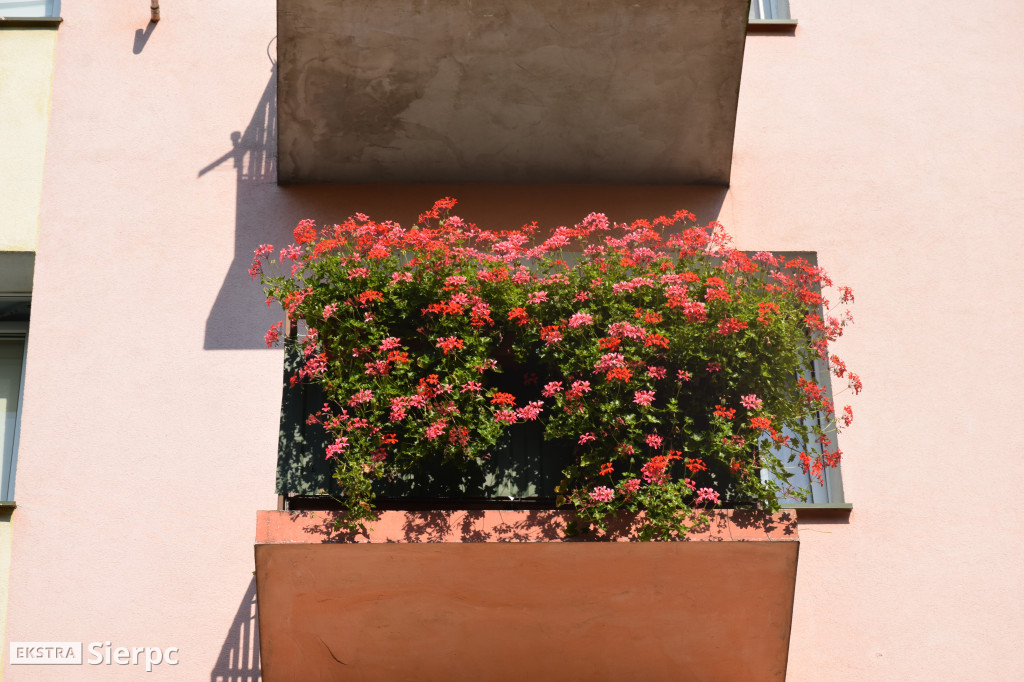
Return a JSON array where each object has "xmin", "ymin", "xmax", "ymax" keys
[
  {"xmin": 568, "ymin": 312, "xmax": 594, "ymax": 328},
  {"xmin": 740, "ymin": 394, "xmax": 763, "ymax": 410},
  {"xmin": 541, "ymin": 381, "xmax": 563, "ymax": 398},
  {"xmin": 527, "ymin": 290, "xmax": 549, "ymax": 304},
  {"xmin": 695, "ymin": 488, "xmax": 721, "ymax": 505},
  {"xmin": 325, "ymin": 437, "xmax": 349, "ymax": 460},
  {"xmin": 633, "ymin": 390, "xmax": 655, "ymax": 406}
]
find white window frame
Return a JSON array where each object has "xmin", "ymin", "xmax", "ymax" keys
[{"xmin": 749, "ymin": 0, "xmax": 792, "ymax": 21}]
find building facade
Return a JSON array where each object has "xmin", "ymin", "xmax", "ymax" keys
[
  {"xmin": 3, "ymin": 0, "xmax": 1024, "ymax": 679},
  {"xmin": 0, "ymin": 0, "xmax": 60, "ymax": 661}
]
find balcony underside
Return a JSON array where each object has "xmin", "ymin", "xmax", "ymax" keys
[{"xmin": 276, "ymin": 0, "xmax": 749, "ymax": 184}]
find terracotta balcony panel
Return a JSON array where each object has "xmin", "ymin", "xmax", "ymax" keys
[{"xmin": 255, "ymin": 509, "xmax": 799, "ymax": 681}]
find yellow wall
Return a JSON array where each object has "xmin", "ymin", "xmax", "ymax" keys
[{"xmin": 0, "ymin": 28, "xmax": 57, "ymax": 251}]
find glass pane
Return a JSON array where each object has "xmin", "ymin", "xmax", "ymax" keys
[
  {"xmin": 0, "ymin": 0, "xmax": 55, "ymax": 18},
  {"xmin": 762, "ymin": 424, "xmax": 832, "ymax": 504},
  {"xmin": 762, "ymin": 354, "xmax": 838, "ymax": 504},
  {"xmin": 751, "ymin": 0, "xmax": 792, "ymax": 21},
  {"xmin": 0, "ymin": 339, "xmax": 24, "ymax": 500}
]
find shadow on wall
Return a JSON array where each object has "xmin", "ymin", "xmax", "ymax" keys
[
  {"xmin": 210, "ymin": 578, "xmax": 261, "ymax": 682},
  {"xmin": 200, "ymin": 65, "xmax": 280, "ymax": 351},
  {"xmin": 199, "ymin": 62, "xmax": 732, "ymax": 351},
  {"xmin": 133, "ymin": 19, "xmax": 157, "ymax": 54}
]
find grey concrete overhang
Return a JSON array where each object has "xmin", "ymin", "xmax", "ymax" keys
[
  {"xmin": 0, "ymin": 252, "xmax": 34, "ymax": 294},
  {"xmin": 277, "ymin": 0, "xmax": 749, "ymax": 185}
]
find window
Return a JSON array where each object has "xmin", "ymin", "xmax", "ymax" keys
[
  {"xmin": 275, "ymin": 251, "xmax": 848, "ymax": 511},
  {"xmin": 0, "ymin": 0, "xmax": 59, "ymax": 18},
  {"xmin": 763, "ymin": 354, "xmax": 849, "ymax": 507},
  {"xmin": 749, "ymin": 0, "xmax": 792, "ymax": 21},
  {"xmin": 0, "ymin": 297, "xmax": 29, "ymax": 503},
  {"xmin": 758, "ymin": 252, "xmax": 849, "ymax": 508}
]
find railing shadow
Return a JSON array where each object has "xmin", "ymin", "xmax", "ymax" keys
[
  {"xmin": 201, "ymin": 64, "xmax": 281, "ymax": 350},
  {"xmin": 210, "ymin": 578, "xmax": 261, "ymax": 682},
  {"xmin": 272, "ymin": 506, "xmax": 794, "ymax": 543}
]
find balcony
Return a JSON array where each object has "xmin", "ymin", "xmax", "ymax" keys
[
  {"xmin": 255, "ymin": 509, "xmax": 799, "ymax": 681},
  {"xmin": 276, "ymin": 0, "xmax": 750, "ymax": 184}
]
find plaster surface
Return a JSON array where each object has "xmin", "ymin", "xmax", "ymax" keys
[{"xmin": 277, "ymin": 0, "xmax": 748, "ymax": 184}]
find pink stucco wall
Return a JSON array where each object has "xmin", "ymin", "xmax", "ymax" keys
[{"xmin": 5, "ymin": 0, "xmax": 1024, "ymax": 679}]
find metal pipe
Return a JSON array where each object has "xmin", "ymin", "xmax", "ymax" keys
[{"xmin": 150, "ymin": 0, "xmax": 159, "ymax": 22}]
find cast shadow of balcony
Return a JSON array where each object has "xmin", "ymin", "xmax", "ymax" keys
[{"xmin": 199, "ymin": 64, "xmax": 731, "ymax": 351}]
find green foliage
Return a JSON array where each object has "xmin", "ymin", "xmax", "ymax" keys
[{"xmin": 252, "ymin": 199, "xmax": 858, "ymax": 538}]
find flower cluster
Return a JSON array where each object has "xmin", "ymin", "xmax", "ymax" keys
[{"xmin": 253, "ymin": 199, "xmax": 857, "ymax": 538}]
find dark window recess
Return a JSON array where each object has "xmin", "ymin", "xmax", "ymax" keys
[
  {"xmin": 278, "ymin": 357, "xmax": 758, "ymax": 510},
  {"xmin": 277, "ymin": 253, "xmax": 846, "ymax": 510},
  {"xmin": 277, "ymin": 344, "xmax": 573, "ymax": 509}
]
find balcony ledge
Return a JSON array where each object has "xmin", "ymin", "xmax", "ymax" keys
[{"xmin": 255, "ymin": 509, "xmax": 798, "ymax": 681}]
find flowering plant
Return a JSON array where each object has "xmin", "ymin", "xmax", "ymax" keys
[{"xmin": 252, "ymin": 198, "xmax": 858, "ymax": 540}]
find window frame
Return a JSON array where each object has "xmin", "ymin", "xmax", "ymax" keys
[
  {"xmin": 747, "ymin": 0, "xmax": 797, "ymax": 33},
  {"xmin": 0, "ymin": 0, "xmax": 60, "ymax": 18},
  {"xmin": 749, "ymin": 0, "xmax": 792, "ymax": 21},
  {"xmin": 275, "ymin": 249, "xmax": 850, "ymax": 512},
  {"xmin": 0, "ymin": 0, "xmax": 61, "ymax": 28},
  {"xmin": 0, "ymin": 319, "xmax": 28, "ymax": 503},
  {"xmin": 763, "ymin": 353, "xmax": 850, "ymax": 509},
  {"xmin": 759, "ymin": 251, "xmax": 851, "ymax": 512}
]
